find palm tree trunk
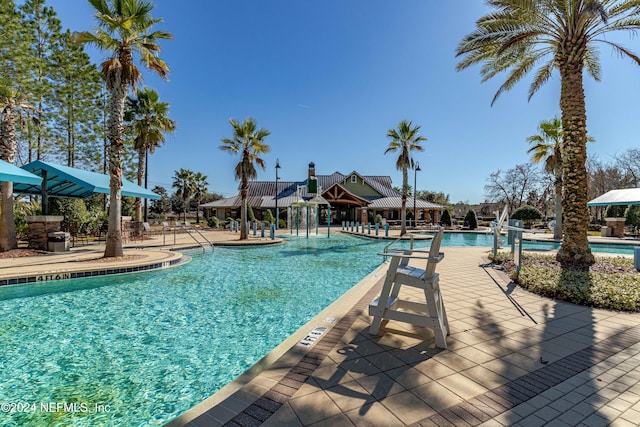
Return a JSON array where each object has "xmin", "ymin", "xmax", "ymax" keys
[
  {"xmin": 0, "ymin": 182, "xmax": 17, "ymax": 251},
  {"xmin": 240, "ymin": 185, "xmax": 248, "ymax": 240},
  {"xmin": 135, "ymin": 145, "xmax": 145, "ymax": 224},
  {"xmin": 0, "ymin": 104, "xmax": 18, "ymax": 251},
  {"xmin": 553, "ymin": 158, "xmax": 563, "ymax": 240},
  {"xmin": 557, "ymin": 63, "xmax": 594, "ymax": 263},
  {"xmin": 104, "ymin": 84, "xmax": 127, "ymax": 258},
  {"xmin": 401, "ymin": 168, "xmax": 408, "ymax": 235}
]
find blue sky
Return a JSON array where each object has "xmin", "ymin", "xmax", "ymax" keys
[{"xmin": 45, "ymin": 1, "xmax": 640, "ymax": 203}]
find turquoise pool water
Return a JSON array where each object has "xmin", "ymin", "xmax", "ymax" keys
[
  {"xmin": 438, "ymin": 231, "xmax": 635, "ymax": 255},
  {"xmin": 0, "ymin": 234, "xmax": 396, "ymax": 426},
  {"xmin": 0, "ymin": 232, "xmax": 633, "ymax": 426}
]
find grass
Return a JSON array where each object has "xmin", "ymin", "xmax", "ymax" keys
[{"xmin": 490, "ymin": 251, "xmax": 640, "ymax": 312}]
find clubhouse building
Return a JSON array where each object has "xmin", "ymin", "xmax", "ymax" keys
[{"xmin": 202, "ymin": 163, "xmax": 444, "ymax": 226}]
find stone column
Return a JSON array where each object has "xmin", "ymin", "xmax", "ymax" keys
[
  {"xmin": 25, "ymin": 215, "xmax": 64, "ymax": 250},
  {"xmin": 605, "ymin": 218, "xmax": 626, "ymax": 238}
]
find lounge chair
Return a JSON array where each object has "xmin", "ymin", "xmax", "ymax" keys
[{"xmin": 369, "ymin": 228, "xmax": 449, "ymax": 349}]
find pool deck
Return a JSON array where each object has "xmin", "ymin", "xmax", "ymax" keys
[{"xmin": 3, "ymin": 228, "xmax": 640, "ymax": 426}]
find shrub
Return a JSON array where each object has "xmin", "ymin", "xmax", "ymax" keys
[
  {"xmin": 247, "ymin": 204, "xmax": 256, "ymax": 222},
  {"xmin": 511, "ymin": 205, "xmax": 543, "ymax": 221},
  {"xmin": 263, "ymin": 209, "xmax": 275, "ymax": 225},
  {"xmin": 441, "ymin": 209, "xmax": 452, "ymax": 226},
  {"xmin": 207, "ymin": 216, "xmax": 220, "ymax": 228},
  {"xmin": 511, "ymin": 205, "xmax": 542, "ymax": 227},
  {"xmin": 14, "ymin": 201, "xmax": 42, "ymax": 239},
  {"xmin": 50, "ymin": 199, "xmax": 89, "ymax": 233},
  {"xmin": 625, "ymin": 205, "xmax": 640, "ymax": 227},
  {"xmin": 374, "ymin": 214, "xmax": 383, "ymax": 224},
  {"xmin": 463, "ymin": 209, "xmax": 478, "ymax": 229},
  {"xmin": 606, "ymin": 205, "xmax": 626, "ymax": 218},
  {"xmin": 278, "ymin": 218, "xmax": 286, "ymax": 228}
]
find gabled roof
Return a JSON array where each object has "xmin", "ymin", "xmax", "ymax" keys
[
  {"xmin": 13, "ymin": 160, "xmax": 160, "ymax": 199},
  {"xmin": 323, "ymin": 182, "xmax": 372, "ymax": 205}
]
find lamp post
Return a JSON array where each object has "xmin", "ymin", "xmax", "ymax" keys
[
  {"xmin": 275, "ymin": 159, "xmax": 281, "ymax": 229},
  {"xmin": 414, "ymin": 161, "xmax": 421, "ymax": 226}
]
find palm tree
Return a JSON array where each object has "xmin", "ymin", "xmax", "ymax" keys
[
  {"xmin": 192, "ymin": 172, "xmax": 209, "ymax": 224},
  {"xmin": 172, "ymin": 168, "xmax": 195, "ymax": 221},
  {"xmin": 384, "ymin": 120, "xmax": 426, "ymax": 236},
  {"xmin": 124, "ymin": 87, "xmax": 176, "ymax": 224},
  {"xmin": 0, "ymin": 84, "xmax": 31, "ymax": 252},
  {"xmin": 74, "ymin": 0, "xmax": 172, "ymax": 257},
  {"xmin": 219, "ymin": 118, "xmax": 270, "ymax": 240},
  {"xmin": 527, "ymin": 117, "xmax": 564, "ymax": 240},
  {"xmin": 456, "ymin": 0, "xmax": 640, "ymax": 264}
]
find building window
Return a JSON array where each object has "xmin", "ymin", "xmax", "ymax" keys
[{"xmin": 351, "ymin": 175, "xmax": 357, "ymax": 183}]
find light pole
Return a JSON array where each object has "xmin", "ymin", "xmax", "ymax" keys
[
  {"xmin": 414, "ymin": 161, "xmax": 421, "ymax": 226},
  {"xmin": 275, "ymin": 159, "xmax": 281, "ymax": 229}
]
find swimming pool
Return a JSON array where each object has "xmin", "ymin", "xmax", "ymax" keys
[
  {"xmin": 0, "ymin": 232, "xmax": 633, "ymax": 426},
  {"xmin": 0, "ymin": 234, "xmax": 396, "ymax": 426},
  {"xmin": 437, "ymin": 231, "xmax": 635, "ymax": 255}
]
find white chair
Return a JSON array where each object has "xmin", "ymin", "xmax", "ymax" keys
[{"xmin": 369, "ymin": 229, "xmax": 449, "ymax": 349}]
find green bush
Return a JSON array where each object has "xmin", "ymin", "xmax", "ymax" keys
[
  {"xmin": 50, "ymin": 199, "xmax": 89, "ymax": 233},
  {"xmin": 263, "ymin": 209, "xmax": 275, "ymax": 225},
  {"xmin": 14, "ymin": 201, "xmax": 42, "ymax": 239},
  {"xmin": 511, "ymin": 205, "xmax": 543, "ymax": 221},
  {"xmin": 207, "ymin": 216, "xmax": 220, "ymax": 228},
  {"xmin": 463, "ymin": 209, "xmax": 478, "ymax": 229},
  {"xmin": 247, "ymin": 204, "xmax": 256, "ymax": 222},
  {"xmin": 441, "ymin": 209, "xmax": 452, "ymax": 226},
  {"xmin": 514, "ymin": 254, "xmax": 640, "ymax": 312},
  {"xmin": 625, "ymin": 205, "xmax": 640, "ymax": 227},
  {"xmin": 606, "ymin": 205, "xmax": 626, "ymax": 218},
  {"xmin": 374, "ymin": 214, "xmax": 383, "ymax": 224},
  {"xmin": 278, "ymin": 218, "xmax": 286, "ymax": 228}
]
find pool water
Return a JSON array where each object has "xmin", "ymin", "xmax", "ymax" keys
[
  {"xmin": 0, "ymin": 232, "xmax": 632, "ymax": 426},
  {"xmin": 438, "ymin": 231, "xmax": 635, "ymax": 255},
  {"xmin": 0, "ymin": 234, "xmax": 396, "ymax": 426}
]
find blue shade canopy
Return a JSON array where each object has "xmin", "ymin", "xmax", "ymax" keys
[
  {"xmin": 13, "ymin": 160, "xmax": 160, "ymax": 200},
  {"xmin": 0, "ymin": 159, "xmax": 43, "ymax": 185}
]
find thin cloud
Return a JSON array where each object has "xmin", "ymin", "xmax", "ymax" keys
[{"xmin": 297, "ymin": 103, "xmax": 312, "ymax": 109}]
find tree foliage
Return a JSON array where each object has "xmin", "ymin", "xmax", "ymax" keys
[{"xmin": 385, "ymin": 120, "xmax": 426, "ymax": 236}]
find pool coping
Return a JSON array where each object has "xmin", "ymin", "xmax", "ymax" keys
[{"xmin": 0, "ymin": 248, "xmax": 186, "ymax": 287}]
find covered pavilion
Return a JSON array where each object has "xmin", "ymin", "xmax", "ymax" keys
[
  {"xmin": 10, "ymin": 160, "xmax": 160, "ymax": 250},
  {"xmin": 588, "ymin": 188, "xmax": 640, "ymax": 237}
]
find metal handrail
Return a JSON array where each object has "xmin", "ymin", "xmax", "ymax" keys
[{"xmin": 175, "ymin": 221, "xmax": 214, "ymax": 253}]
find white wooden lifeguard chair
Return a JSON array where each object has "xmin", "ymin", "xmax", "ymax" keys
[{"xmin": 369, "ymin": 229, "xmax": 449, "ymax": 349}]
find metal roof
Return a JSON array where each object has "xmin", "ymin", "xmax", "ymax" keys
[
  {"xmin": 587, "ymin": 188, "xmax": 640, "ymax": 206},
  {"xmin": 367, "ymin": 197, "xmax": 444, "ymax": 209},
  {"xmin": 13, "ymin": 160, "xmax": 160, "ymax": 199},
  {"xmin": 0, "ymin": 159, "xmax": 42, "ymax": 185}
]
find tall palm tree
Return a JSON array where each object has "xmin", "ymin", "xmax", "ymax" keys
[
  {"xmin": 0, "ymin": 84, "xmax": 31, "ymax": 252},
  {"xmin": 219, "ymin": 118, "xmax": 270, "ymax": 240},
  {"xmin": 527, "ymin": 117, "xmax": 564, "ymax": 240},
  {"xmin": 172, "ymin": 168, "xmax": 195, "ymax": 221},
  {"xmin": 74, "ymin": 0, "xmax": 172, "ymax": 257},
  {"xmin": 124, "ymin": 87, "xmax": 176, "ymax": 224},
  {"xmin": 456, "ymin": 0, "xmax": 640, "ymax": 264},
  {"xmin": 385, "ymin": 120, "xmax": 426, "ymax": 236},
  {"xmin": 192, "ymin": 172, "xmax": 208, "ymax": 224}
]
